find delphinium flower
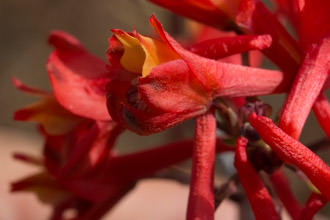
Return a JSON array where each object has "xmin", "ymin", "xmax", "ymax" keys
[{"xmin": 147, "ymin": 0, "xmax": 330, "ymax": 219}]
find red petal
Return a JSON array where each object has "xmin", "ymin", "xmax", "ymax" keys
[
  {"xmin": 147, "ymin": 1, "xmax": 235, "ymax": 29},
  {"xmin": 12, "ymin": 77, "xmax": 51, "ymax": 96},
  {"xmin": 236, "ymin": 0, "xmax": 301, "ymax": 74},
  {"xmin": 234, "ymin": 137, "xmax": 279, "ymax": 220},
  {"xmin": 149, "ymin": 16, "xmax": 287, "ymax": 96},
  {"xmin": 250, "ymin": 113, "xmax": 330, "ymax": 201},
  {"xmin": 296, "ymin": 0, "xmax": 330, "ymax": 49},
  {"xmin": 279, "ymin": 35, "xmax": 330, "ymax": 139},
  {"xmin": 13, "ymin": 153, "xmax": 43, "ymax": 167},
  {"xmin": 47, "ymin": 31, "xmax": 112, "ymax": 121},
  {"xmin": 188, "ymin": 34, "xmax": 272, "ymax": 60},
  {"xmin": 139, "ymin": 59, "xmax": 209, "ymax": 113},
  {"xmin": 14, "ymin": 97, "xmax": 83, "ymax": 135}
]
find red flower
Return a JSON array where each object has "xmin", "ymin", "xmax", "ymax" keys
[{"xmin": 107, "ymin": 15, "xmax": 285, "ymax": 135}]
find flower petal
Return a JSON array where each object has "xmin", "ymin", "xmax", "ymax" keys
[
  {"xmin": 47, "ymin": 31, "xmax": 112, "ymax": 121},
  {"xmin": 147, "ymin": 0, "xmax": 237, "ymax": 29},
  {"xmin": 236, "ymin": 0, "xmax": 301, "ymax": 74},
  {"xmin": 295, "ymin": 0, "xmax": 330, "ymax": 48},
  {"xmin": 188, "ymin": 34, "xmax": 272, "ymax": 60},
  {"xmin": 14, "ymin": 97, "xmax": 83, "ymax": 135}
]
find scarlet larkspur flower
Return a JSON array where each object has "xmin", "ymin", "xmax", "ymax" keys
[{"xmin": 106, "ymin": 15, "xmax": 285, "ymax": 135}]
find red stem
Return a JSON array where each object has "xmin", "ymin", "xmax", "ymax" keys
[
  {"xmin": 107, "ymin": 138, "xmax": 233, "ymax": 183},
  {"xmin": 270, "ymin": 169, "xmax": 302, "ymax": 220},
  {"xmin": 250, "ymin": 113, "xmax": 330, "ymax": 200},
  {"xmin": 298, "ymin": 193, "xmax": 328, "ymax": 220},
  {"xmin": 234, "ymin": 137, "xmax": 279, "ymax": 220},
  {"xmin": 187, "ymin": 110, "xmax": 216, "ymax": 220}
]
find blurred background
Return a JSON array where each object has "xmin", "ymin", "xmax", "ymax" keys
[{"xmin": 0, "ymin": 0, "xmax": 329, "ymax": 219}]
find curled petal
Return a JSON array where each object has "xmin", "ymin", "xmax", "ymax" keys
[
  {"xmin": 250, "ymin": 113, "xmax": 330, "ymax": 200},
  {"xmin": 47, "ymin": 31, "xmax": 112, "ymax": 121},
  {"xmin": 279, "ymin": 35, "xmax": 330, "ymax": 139},
  {"xmin": 234, "ymin": 137, "xmax": 279, "ymax": 220},
  {"xmin": 12, "ymin": 77, "xmax": 51, "ymax": 96}
]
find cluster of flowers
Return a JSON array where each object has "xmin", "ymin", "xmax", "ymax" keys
[{"xmin": 12, "ymin": 0, "xmax": 330, "ymax": 219}]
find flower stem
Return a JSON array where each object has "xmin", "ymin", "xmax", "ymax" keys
[{"xmin": 187, "ymin": 110, "xmax": 216, "ymax": 220}]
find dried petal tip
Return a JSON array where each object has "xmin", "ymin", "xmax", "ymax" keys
[{"xmin": 250, "ymin": 35, "xmax": 272, "ymax": 49}]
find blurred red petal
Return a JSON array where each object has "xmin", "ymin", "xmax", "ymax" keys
[{"xmin": 47, "ymin": 31, "xmax": 112, "ymax": 121}]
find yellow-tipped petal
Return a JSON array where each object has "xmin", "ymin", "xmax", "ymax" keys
[
  {"xmin": 14, "ymin": 97, "xmax": 82, "ymax": 135},
  {"xmin": 113, "ymin": 31, "xmax": 146, "ymax": 73},
  {"xmin": 139, "ymin": 35, "xmax": 180, "ymax": 77}
]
